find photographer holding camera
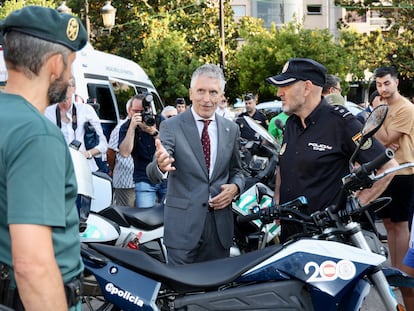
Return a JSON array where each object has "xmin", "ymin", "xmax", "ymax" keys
[{"xmin": 119, "ymin": 93, "xmax": 166, "ymax": 208}]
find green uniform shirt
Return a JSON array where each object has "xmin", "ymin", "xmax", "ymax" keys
[{"xmin": 0, "ymin": 93, "xmax": 82, "ymax": 287}]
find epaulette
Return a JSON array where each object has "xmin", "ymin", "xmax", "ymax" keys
[{"xmin": 330, "ymin": 105, "xmax": 353, "ymax": 119}]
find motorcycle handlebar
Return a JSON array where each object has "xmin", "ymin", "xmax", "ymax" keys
[
  {"xmin": 354, "ymin": 148, "xmax": 394, "ymax": 178},
  {"xmin": 236, "ymin": 196, "xmax": 308, "ymax": 224},
  {"xmin": 236, "ymin": 211, "xmax": 263, "ymax": 224}
]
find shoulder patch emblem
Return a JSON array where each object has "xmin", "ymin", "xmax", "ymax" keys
[
  {"xmin": 352, "ymin": 132, "xmax": 372, "ymax": 150},
  {"xmin": 360, "ymin": 138, "xmax": 373, "ymax": 150}
]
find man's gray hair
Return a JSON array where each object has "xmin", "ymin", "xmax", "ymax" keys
[
  {"xmin": 125, "ymin": 97, "xmax": 133, "ymax": 111},
  {"xmin": 190, "ymin": 64, "xmax": 226, "ymax": 92},
  {"xmin": 322, "ymin": 74, "xmax": 341, "ymax": 94},
  {"xmin": 3, "ymin": 31, "xmax": 72, "ymax": 79},
  {"xmin": 161, "ymin": 105, "xmax": 177, "ymax": 117}
]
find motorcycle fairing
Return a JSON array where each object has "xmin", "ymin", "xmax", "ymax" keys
[
  {"xmin": 239, "ymin": 239, "xmax": 385, "ymax": 296},
  {"xmin": 88, "ymin": 242, "xmax": 283, "ymax": 292},
  {"xmin": 85, "ymin": 258, "xmax": 161, "ymax": 310},
  {"xmin": 233, "ymin": 182, "xmax": 280, "ymax": 240},
  {"xmin": 309, "ymin": 277, "xmax": 371, "ymax": 311},
  {"xmin": 81, "ymin": 213, "xmax": 120, "ymax": 243}
]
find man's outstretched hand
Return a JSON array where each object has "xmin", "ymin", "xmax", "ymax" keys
[{"xmin": 155, "ymin": 139, "xmax": 176, "ymax": 173}]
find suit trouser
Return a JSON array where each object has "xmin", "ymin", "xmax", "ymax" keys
[{"xmin": 167, "ymin": 211, "xmax": 229, "ymax": 265}]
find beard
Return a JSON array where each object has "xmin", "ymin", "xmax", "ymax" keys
[{"xmin": 47, "ymin": 74, "xmax": 69, "ymax": 105}]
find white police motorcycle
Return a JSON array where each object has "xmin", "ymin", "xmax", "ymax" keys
[{"xmin": 79, "ymin": 105, "xmax": 414, "ymax": 310}]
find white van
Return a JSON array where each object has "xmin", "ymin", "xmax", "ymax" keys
[
  {"xmin": 0, "ymin": 44, "xmax": 163, "ymax": 139},
  {"xmin": 72, "ymin": 44, "xmax": 163, "ymax": 139}
]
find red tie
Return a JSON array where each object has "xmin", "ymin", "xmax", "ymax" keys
[{"xmin": 200, "ymin": 120, "xmax": 211, "ymax": 173}]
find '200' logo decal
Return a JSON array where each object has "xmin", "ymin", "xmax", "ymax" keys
[{"xmin": 304, "ymin": 260, "xmax": 356, "ymax": 282}]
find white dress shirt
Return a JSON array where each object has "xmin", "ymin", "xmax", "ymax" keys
[
  {"xmin": 191, "ymin": 107, "xmax": 218, "ymax": 178},
  {"xmin": 44, "ymin": 102, "xmax": 108, "ymax": 172}
]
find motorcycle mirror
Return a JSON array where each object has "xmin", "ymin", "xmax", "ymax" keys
[
  {"xmin": 361, "ymin": 104, "xmax": 388, "ymax": 138},
  {"xmin": 255, "ymin": 183, "xmax": 273, "ymax": 204},
  {"xmin": 349, "ymin": 104, "xmax": 388, "ymax": 170},
  {"xmin": 243, "ymin": 116, "xmax": 279, "ymax": 149}
]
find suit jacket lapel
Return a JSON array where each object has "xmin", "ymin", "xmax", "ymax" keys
[{"xmin": 211, "ymin": 115, "xmax": 230, "ymax": 180}]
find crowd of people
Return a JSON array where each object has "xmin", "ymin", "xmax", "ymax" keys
[{"xmin": 2, "ymin": 5, "xmax": 414, "ymax": 311}]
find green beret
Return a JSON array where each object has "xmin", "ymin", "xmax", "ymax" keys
[
  {"xmin": 0, "ymin": 6, "xmax": 88, "ymax": 51},
  {"xmin": 325, "ymin": 93, "xmax": 345, "ymax": 106}
]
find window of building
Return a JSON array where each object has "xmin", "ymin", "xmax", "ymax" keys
[
  {"xmin": 307, "ymin": 5, "xmax": 322, "ymax": 15},
  {"xmin": 231, "ymin": 5, "xmax": 246, "ymax": 18},
  {"xmin": 345, "ymin": 10, "xmax": 367, "ymax": 23}
]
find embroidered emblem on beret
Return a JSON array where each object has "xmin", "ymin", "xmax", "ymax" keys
[{"xmin": 67, "ymin": 18, "xmax": 79, "ymax": 41}]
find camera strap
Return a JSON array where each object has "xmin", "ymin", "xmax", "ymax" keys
[{"xmin": 55, "ymin": 104, "xmax": 77, "ymax": 133}]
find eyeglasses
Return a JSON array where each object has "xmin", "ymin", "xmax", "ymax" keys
[
  {"xmin": 165, "ymin": 114, "xmax": 176, "ymax": 119},
  {"xmin": 132, "ymin": 109, "xmax": 143, "ymax": 113},
  {"xmin": 332, "ymin": 86, "xmax": 342, "ymax": 93}
]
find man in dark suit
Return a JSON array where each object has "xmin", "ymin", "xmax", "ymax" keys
[{"xmin": 147, "ymin": 64, "xmax": 245, "ymax": 265}]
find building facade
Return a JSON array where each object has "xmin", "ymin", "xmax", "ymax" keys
[{"xmin": 230, "ymin": 0, "xmax": 390, "ymax": 35}]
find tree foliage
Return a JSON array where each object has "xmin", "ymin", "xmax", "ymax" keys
[
  {"xmin": 0, "ymin": 0, "xmax": 56, "ymax": 16},
  {"xmin": 139, "ymin": 17, "xmax": 202, "ymax": 104},
  {"xmin": 236, "ymin": 21, "xmax": 351, "ymax": 101},
  {"xmin": 335, "ymin": 0, "xmax": 414, "ymax": 80}
]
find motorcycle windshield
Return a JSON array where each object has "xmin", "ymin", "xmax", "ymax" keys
[{"xmin": 243, "ymin": 116, "xmax": 279, "ymax": 149}]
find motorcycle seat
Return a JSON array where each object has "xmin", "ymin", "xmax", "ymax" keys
[
  {"xmin": 99, "ymin": 204, "xmax": 164, "ymax": 230},
  {"xmin": 119, "ymin": 203, "xmax": 164, "ymax": 230},
  {"xmin": 89, "ymin": 242, "xmax": 283, "ymax": 293}
]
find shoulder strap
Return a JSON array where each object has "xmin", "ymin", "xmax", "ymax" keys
[
  {"xmin": 55, "ymin": 104, "xmax": 77, "ymax": 132},
  {"xmin": 55, "ymin": 105, "xmax": 61, "ymax": 128},
  {"xmin": 72, "ymin": 104, "xmax": 77, "ymax": 132}
]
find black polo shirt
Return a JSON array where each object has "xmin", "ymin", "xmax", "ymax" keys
[
  {"xmin": 279, "ymin": 100, "xmax": 385, "ymax": 214},
  {"xmin": 237, "ymin": 110, "xmax": 268, "ymax": 140}
]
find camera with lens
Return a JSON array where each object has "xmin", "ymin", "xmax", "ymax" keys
[{"xmin": 142, "ymin": 92, "xmax": 156, "ymax": 126}]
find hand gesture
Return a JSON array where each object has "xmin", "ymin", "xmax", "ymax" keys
[{"xmin": 155, "ymin": 139, "xmax": 175, "ymax": 173}]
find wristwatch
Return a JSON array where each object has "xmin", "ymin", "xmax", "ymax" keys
[
  {"xmin": 151, "ymin": 130, "xmax": 159, "ymax": 137},
  {"xmin": 87, "ymin": 151, "xmax": 93, "ymax": 159}
]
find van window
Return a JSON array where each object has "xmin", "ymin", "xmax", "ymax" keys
[
  {"xmin": 87, "ymin": 84, "xmax": 116, "ymax": 120},
  {"xmin": 110, "ymin": 79, "xmax": 137, "ymax": 119},
  {"xmin": 86, "ymin": 83, "xmax": 119, "ymax": 140}
]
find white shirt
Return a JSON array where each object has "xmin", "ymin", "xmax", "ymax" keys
[
  {"xmin": 44, "ymin": 102, "xmax": 108, "ymax": 172},
  {"xmin": 216, "ymin": 107, "xmax": 235, "ymax": 120},
  {"xmin": 191, "ymin": 107, "xmax": 217, "ymax": 178}
]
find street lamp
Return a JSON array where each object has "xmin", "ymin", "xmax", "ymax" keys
[
  {"xmin": 101, "ymin": 1, "xmax": 117, "ymax": 29},
  {"xmin": 219, "ymin": 0, "xmax": 225, "ymax": 74}
]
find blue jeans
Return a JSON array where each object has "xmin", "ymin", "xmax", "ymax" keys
[{"xmin": 135, "ymin": 181, "xmax": 167, "ymax": 208}]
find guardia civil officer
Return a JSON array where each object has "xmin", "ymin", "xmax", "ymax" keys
[
  {"xmin": 0, "ymin": 6, "xmax": 87, "ymax": 310},
  {"xmin": 267, "ymin": 58, "xmax": 398, "ymax": 243}
]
